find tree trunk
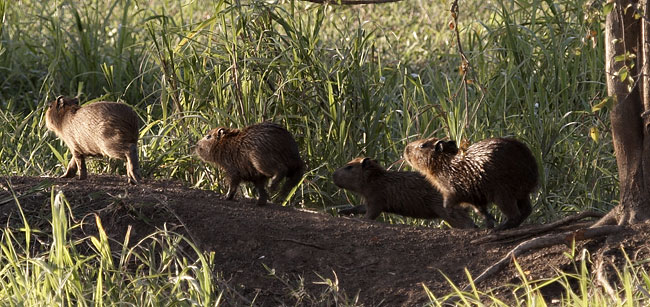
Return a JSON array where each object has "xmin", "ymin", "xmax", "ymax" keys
[{"xmin": 599, "ymin": 0, "xmax": 650, "ymax": 225}]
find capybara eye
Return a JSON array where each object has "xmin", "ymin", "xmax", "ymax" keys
[
  {"xmin": 418, "ymin": 143, "xmax": 426, "ymax": 149},
  {"xmin": 205, "ymin": 134, "xmax": 212, "ymax": 140}
]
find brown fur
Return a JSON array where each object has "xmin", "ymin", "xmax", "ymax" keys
[
  {"xmin": 404, "ymin": 137, "xmax": 539, "ymax": 230},
  {"xmin": 195, "ymin": 122, "xmax": 305, "ymax": 206},
  {"xmin": 45, "ymin": 96, "xmax": 141, "ymax": 184},
  {"xmin": 333, "ymin": 157, "xmax": 476, "ymax": 229}
]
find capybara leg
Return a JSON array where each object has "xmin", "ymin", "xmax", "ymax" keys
[
  {"xmin": 61, "ymin": 158, "xmax": 78, "ymax": 178},
  {"xmin": 364, "ymin": 206, "xmax": 381, "ymax": 220},
  {"xmin": 338, "ymin": 205, "xmax": 367, "ymax": 216},
  {"xmin": 75, "ymin": 154, "xmax": 87, "ymax": 180},
  {"xmin": 495, "ymin": 196, "xmax": 522, "ymax": 230},
  {"xmin": 268, "ymin": 167, "xmax": 287, "ymax": 192},
  {"xmin": 125, "ymin": 144, "xmax": 141, "ymax": 185},
  {"xmin": 254, "ymin": 180, "xmax": 269, "ymax": 206},
  {"xmin": 226, "ymin": 177, "xmax": 240, "ymax": 200},
  {"xmin": 445, "ymin": 208, "xmax": 477, "ymax": 229},
  {"xmin": 473, "ymin": 204, "xmax": 496, "ymax": 229},
  {"xmin": 443, "ymin": 198, "xmax": 453, "ymax": 209},
  {"xmin": 517, "ymin": 198, "xmax": 533, "ymax": 223},
  {"xmin": 276, "ymin": 169, "xmax": 303, "ymax": 203}
]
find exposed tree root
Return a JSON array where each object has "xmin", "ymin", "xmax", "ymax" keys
[
  {"xmin": 465, "ymin": 225, "xmax": 625, "ymax": 290},
  {"xmin": 471, "ymin": 211, "xmax": 605, "ymax": 244},
  {"xmin": 592, "ymin": 206, "xmax": 621, "ymax": 227},
  {"xmin": 595, "ymin": 255, "xmax": 618, "ymax": 300}
]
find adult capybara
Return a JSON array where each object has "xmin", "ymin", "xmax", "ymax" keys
[
  {"xmin": 45, "ymin": 96, "xmax": 141, "ymax": 184},
  {"xmin": 404, "ymin": 137, "xmax": 538, "ymax": 230},
  {"xmin": 195, "ymin": 122, "xmax": 304, "ymax": 206},
  {"xmin": 333, "ymin": 157, "xmax": 476, "ymax": 229}
]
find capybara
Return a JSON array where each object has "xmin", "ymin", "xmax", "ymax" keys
[
  {"xmin": 195, "ymin": 122, "xmax": 304, "ymax": 206},
  {"xmin": 333, "ymin": 157, "xmax": 476, "ymax": 229},
  {"xmin": 404, "ymin": 137, "xmax": 539, "ymax": 230},
  {"xmin": 45, "ymin": 96, "xmax": 141, "ymax": 184}
]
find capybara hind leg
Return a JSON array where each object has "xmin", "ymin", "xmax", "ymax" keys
[
  {"xmin": 61, "ymin": 158, "xmax": 78, "ymax": 178},
  {"xmin": 473, "ymin": 204, "xmax": 496, "ymax": 228},
  {"xmin": 444, "ymin": 208, "xmax": 477, "ymax": 229},
  {"xmin": 268, "ymin": 167, "xmax": 288, "ymax": 192},
  {"xmin": 125, "ymin": 144, "xmax": 141, "ymax": 185},
  {"xmin": 517, "ymin": 198, "xmax": 533, "ymax": 222},
  {"xmin": 254, "ymin": 180, "xmax": 269, "ymax": 206},
  {"xmin": 226, "ymin": 177, "xmax": 241, "ymax": 200},
  {"xmin": 495, "ymin": 196, "xmax": 522, "ymax": 230},
  {"xmin": 364, "ymin": 206, "xmax": 381, "ymax": 220},
  {"xmin": 75, "ymin": 154, "xmax": 87, "ymax": 180},
  {"xmin": 276, "ymin": 170, "xmax": 303, "ymax": 203}
]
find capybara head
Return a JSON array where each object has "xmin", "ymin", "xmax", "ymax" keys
[
  {"xmin": 403, "ymin": 137, "xmax": 458, "ymax": 175},
  {"xmin": 45, "ymin": 96, "xmax": 80, "ymax": 131},
  {"xmin": 195, "ymin": 127, "xmax": 240, "ymax": 164},
  {"xmin": 332, "ymin": 157, "xmax": 385, "ymax": 193}
]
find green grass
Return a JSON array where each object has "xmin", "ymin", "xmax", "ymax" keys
[
  {"xmin": 424, "ymin": 248, "xmax": 650, "ymax": 306},
  {"xmin": 0, "ymin": 0, "xmax": 615, "ymax": 221},
  {"xmin": 0, "ymin": 0, "xmax": 631, "ymax": 304},
  {"xmin": 0, "ymin": 188, "xmax": 221, "ymax": 306}
]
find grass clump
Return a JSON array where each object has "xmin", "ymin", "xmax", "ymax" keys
[
  {"xmin": 425, "ymin": 249, "xmax": 650, "ymax": 306},
  {"xmin": 0, "ymin": 189, "xmax": 222, "ymax": 306}
]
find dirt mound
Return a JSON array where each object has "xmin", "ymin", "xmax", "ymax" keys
[{"xmin": 2, "ymin": 175, "xmax": 648, "ymax": 305}]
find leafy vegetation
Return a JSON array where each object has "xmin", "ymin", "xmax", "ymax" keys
[
  {"xmin": 0, "ymin": 189, "xmax": 221, "ymax": 306},
  {"xmin": 0, "ymin": 0, "xmax": 637, "ymax": 304},
  {"xmin": 0, "ymin": 0, "xmax": 615, "ymax": 220}
]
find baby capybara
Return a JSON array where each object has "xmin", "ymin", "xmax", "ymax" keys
[
  {"xmin": 404, "ymin": 138, "xmax": 538, "ymax": 230},
  {"xmin": 195, "ymin": 122, "xmax": 304, "ymax": 206},
  {"xmin": 333, "ymin": 157, "xmax": 476, "ymax": 229},
  {"xmin": 45, "ymin": 96, "xmax": 141, "ymax": 184}
]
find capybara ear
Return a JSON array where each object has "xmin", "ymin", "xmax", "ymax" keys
[
  {"xmin": 216, "ymin": 128, "xmax": 226, "ymax": 139},
  {"xmin": 444, "ymin": 140, "xmax": 459, "ymax": 154},
  {"xmin": 361, "ymin": 157, "xmax": 372, "ymax": 168},
  {"xmin": 56, "ymin": 96, "xmax": 65, "ymax": 109},
  {"xmin": 434, "ymin": 140, "xmax": 458, "ymax": 154},
  {"xmin": 434, "ymin": 140, "xmax": 445, "ymax": 152},
  {"xmin": 70, "ymin": 97, "xmax": 80, "ymax": 105}
]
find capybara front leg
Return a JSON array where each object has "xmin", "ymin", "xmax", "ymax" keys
[
  {"xmin": 126, "ymin": 144, "xmax": 141, "ymax": 185},
  {"xmin": 61, "ymin": 157, "xmax": 78, "ymax": 178},
  {"xmin": 254, "ymin": 179, "xmax": 269, "ymax": 206},
  {"xmin": 225, "ymin": 177, "xmax": 240, "ymax": 200},
  {"xmin": 75, "ymin": 154, "xmax": 87, "ymax": 180}
]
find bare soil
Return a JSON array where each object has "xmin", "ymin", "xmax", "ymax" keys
[{"xmin": 2, "ymin": 175, "xmax": 649, "ymax": 306}]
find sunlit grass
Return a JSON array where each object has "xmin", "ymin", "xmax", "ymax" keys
[
  {"xmin": 424, "ymin": 249, "xmax": 650, "ymax": 306},
  {"xmin": 0, "ymin": 188, "xmax": 221, "ymax": 306},
  {"xmin": 0, "ymin": 0, "xmax": 614, "ymax": 222}
]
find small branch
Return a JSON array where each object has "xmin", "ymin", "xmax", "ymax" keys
[
  {"xmin": 448, "ymin": 0, "xmax": 487, "ymax": 138},
  {"xmin": 471, "ymin": 211, "xmax": 605, "ymax": 244},
  {"xmin": 272, "ymin": 237, "xmax": 326, "ymax": 250},
  {"xmin": 466, "ymin": 225, "xmax": 625, "ymax": 289},
  {"xmin": 299, "ymin": 0, "xmax": 403, "ymax": 4}
]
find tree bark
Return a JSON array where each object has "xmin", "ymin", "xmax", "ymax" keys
[{"xmin": 601, "ymin": 0, "xmax": 650, "ymax": 226}]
